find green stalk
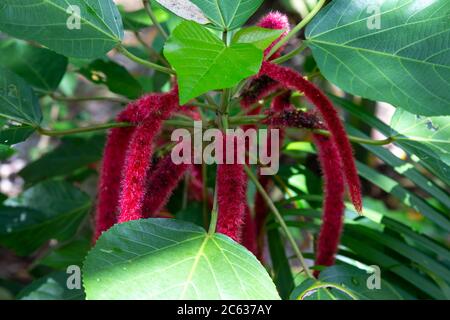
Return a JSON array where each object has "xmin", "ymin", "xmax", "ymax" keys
[
  {"xmin": 117, "ymin": 45, "xmax": 175, "ymax": 75},
  {"xmin": 143, "ymin": 0, "xmax": 169, "ymax": 40},
  {"xmin": 38, "ymin": 122, "xmax": 131, "ymax": 137},
  {"xmin": 245, "ymin": 165, "xmax": 314, "ymax": 278}
]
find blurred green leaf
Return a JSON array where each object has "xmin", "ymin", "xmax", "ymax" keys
[
  {"xmin": 0, "ymin": 67, "xmax": 42, "ymax": 126},
  {"xmin": 390, "ymin": 109, "xmax": 450, "ymax": 184},
  {"xmin": 268, "ymin": 227, "xmax": 295, "ymax": 299},
  {"xmin": 119, "ymin": 6, "xmax": 169, "ymax": 31},
  {"xmin": 78, "ymin": 59, "xmax": 143, "ymax": 99},
  {"xmin": 20, "ymin": 134, "xmax": 105, "ymax": 185},
  {"xmin": 357, "ymin": 161, "xmax": 450, "ymax": 231},
  {"xmin": 18, "ymin": 272, "xmax": 85, "ymax": 300},
  {"xmin": 0, "ymin": 39, "xmax": 68, "ymax": 92},
  {"xmin": 0, "ymin": 180, "xmax": 91, "ymax": 255},
  {"xmin": 39, "ymin": 238, "xmax": 91, "ymax": 270},
  {"xmin": 332, "ymin": 95, "xmax": 450, "ymax": 186}
]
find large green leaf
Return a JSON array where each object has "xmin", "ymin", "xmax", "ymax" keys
[
  {"xmin": 164, "ymin": 21, "xmax": 263, "ymax": 104},
  {"xmin": 0, "ymin": 67, "xmax": 42, "ymax": 126},
  {"xmin": 190, "ymin": 0, "xmax": 263, "ymax": 30},
  {"xmin": 0, "ymin": 0, "xmax": 124, "ymax": 59},
  {"xmin": 83, "ymin": 219, "xmax": 280, "ymax": 300},
  {"xmin": 390, "ymin": 109, "xmax": 450, "ymax": 181},
  {"xmin": 306, "ymin": 0, "xmax": 450, "ymax": 116},
  {"xmin": 19, "ymin": 134, "xmax": 105, "ymax": 184},
  {"xmin": 0, "ymin": 180, "xmax": 91, "ymax": 255},
  {"xmin": 0, "ymin": 39, "xmax": 68, "ymax": 92}
]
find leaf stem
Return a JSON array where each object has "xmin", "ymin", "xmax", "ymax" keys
[
  {"xmin": 244, "ymin": 165, "xmax": 314, "ymax": 278},
  {"xmin": 48, "ymin": 93, "xmax": 130, "ymax": 104},
  {"xmin": 117, "ymin": 45, "xmax": 175, "ymax": 75},
  {"xmin": 273, "ymin": 42, "xmax": 308, "ymax": 64},
  {"xmin": 266, "ymin": 0, "xmax": 326, "ymax": 60},
  {"xmin": 143, "ymin": 0, "xmax": 169, "ymax": 40},
  {"xmin": 133, "ymin": 31, "xmax": 170, "ymax": 67},
  {"xmin": 37, "ymin": 122, "xmax": 131, "ymax": 137},
  {"xmin": 208, "ymin": 180, "xmax": 219, "ymax": 235}
]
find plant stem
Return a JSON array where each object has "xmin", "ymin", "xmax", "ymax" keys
[
  {"xmin": 143, "ymin": 0, "xmax": 168, "ymax": 40},
  {"xmin": 133, "ymin": 31, "xmax": 170, "ymax": 67},
  {"xmin": 273, "ymin": 42, "xmax": 308, "ymax": 64},
  {"xmin": 38, "ymin": 122, "xmax": 131, "ymax": 137},
  {"xmin": 244, "ymin": 165, "xmax": 314, "ymax": 278},
  {"xmin": 117, "ymin": 45, "xmax": 175, "ymax": 75},
  {"xmin": 312, "ymin": 129, "xmax": 394, "ymax": 146},
  {"xmin": 208, "ymin": 180, "xmax": 219, "ymax": 235},
  {"xmin": 266, "ymin": 0, "xmax": 326, "ymax": 60},
  {"xmin": 49, "ymin": 93, "xmax": 130, "ymax": 104}
]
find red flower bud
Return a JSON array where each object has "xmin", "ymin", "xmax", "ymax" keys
[{"xmin": 257, "ymin": 11, "xmax": 291, "ymax": 59}]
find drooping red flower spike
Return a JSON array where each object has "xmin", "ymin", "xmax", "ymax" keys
[
  {"xmin": 142, "ymin": 153, "xmax": 190, "ymax": 217},
  {"xmin": 241, "ymin": 205, "xmax": 258, "ymax": 255},
  {"xmin": 312, "ymin": 134, "xmax": 346, "ymax": 277},
  {"xmin": 217, "ymin": 134, "xmax": 247, "ymax": 242},
  {"xmin": 118, "ymin": 87, "xmax": 180, "ymax": 223},
  {"xmin": 260, "ymin": 62, "xmax": 362, "ymax": 212},
  {"xmin": 257, "ymin": 11, "xmax": 291, "ymax": 59},
  {"xmin": 94, "ymin": 124, "xmax": 135, "ymax": 240}
]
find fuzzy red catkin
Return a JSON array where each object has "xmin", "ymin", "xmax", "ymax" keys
[
  {"xmin": 216, "ymin": 135, "xmax": 247, "ymax": 242},
  {"xmin": 260, "ymin": 62, "xmax": 362, "ymax": 212},
  {"xmin": 142, "ymin": 153, "xmax": 190, "ymax": 217},
  {"xmin": 313, "ymin": 134, "xmax": 346, "ymax": 277},
  {"xmin": 94, "ymin": 125, "xmax": 135, "ymax": 240},
  {"xmin": 117, "ymin": 88, "xmax": 180, "ymax": 223}
]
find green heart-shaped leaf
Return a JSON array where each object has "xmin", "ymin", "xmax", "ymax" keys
[{"xmin": 164, "ymin": 21, "xmax": 263, "ymax": 104}]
